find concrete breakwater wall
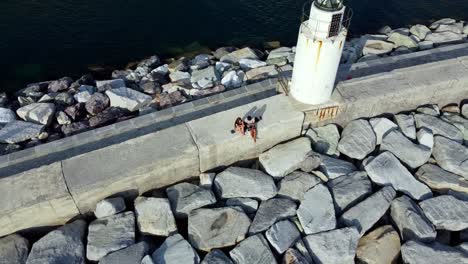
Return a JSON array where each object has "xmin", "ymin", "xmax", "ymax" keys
[{"xmin": 2, "ymin": 46, "xmax": 468, "ymax": 237}]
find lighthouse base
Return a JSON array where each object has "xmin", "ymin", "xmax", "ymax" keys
[{"xmin": 290, "ymin": 24, "xmax": 347, "ymax": 105}]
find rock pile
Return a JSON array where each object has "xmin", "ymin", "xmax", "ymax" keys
[{"xmin": 2, "ymin": 102, "xmax": 468, "ymax": 263}]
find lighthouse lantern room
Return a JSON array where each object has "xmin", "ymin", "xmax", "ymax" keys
[{"xmin": 290, "ymin": 0, "xmax": 352, "ymax": 105}]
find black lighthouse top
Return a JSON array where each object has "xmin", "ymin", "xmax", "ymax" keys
[{"xmin": 314, "ymin": 0, "xmax": 344, "ymax": 11}]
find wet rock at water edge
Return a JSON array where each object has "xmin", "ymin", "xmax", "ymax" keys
[
  {"xmin": 26, "ymin": 220, "xmax": 86, "ymax": 264},
  {"xmin": 390, "ymin": 195, "xmax": 436, "ymax": 242},
  {"xmin": 135, "ymin": 197, "xmax": 177, "ymax": 236},
  {"xmin": 214, "ymin": 167, "xmax": 277, "ymax": 200},
  {"xmin": 0, "ymin": 121, "xmax": 44, "ymax": 144},
  {"xmin": 87, "ymin": 212, "xmax": 135, "ymax": 261},
  {"xmin": 339, "ymin": 186, "xmax": 396, "ymax": 236},
  {"xmin": 303, "ymin": 227, "xmax": 360, "ymax": 264},
  {"xmin": 188, "ymin": 207, "xmax": 251, "ymax": 252},
  {"xmin": 152, "ymin": 234, "xmax": 200, "ymax": 264},
  {"xmin": 297, "ymin": 184, "xmax": 336, "ymax": 235},
  {"xmin": 249, "ymin": 197, "xmax": 297, "ymax": 235},
  {"xmin": 16, "ymin": 103, "xmax": 55, "ymax": 125},
  {"xmin": 259, "ymin": 137, "xmax": 312, "ymax": 179},
  {"xmin": 220, "ymin": 47, "xmax": 260, "ymax": 63},
  {"xmin": 229, "ymin": 234, "xmax": 277, "ymax": 264},
  {"xmin": 94, "ymin": 197, "xmax": 126, "ymax": 218},
  {"xmin": 166, "ymin": 182, "xmax": 217, "ymax": 218}
]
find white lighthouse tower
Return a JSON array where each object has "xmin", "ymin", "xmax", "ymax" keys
[{"xmin": 290, "ymin": 0, "xmax": 352, "ymax": 105}]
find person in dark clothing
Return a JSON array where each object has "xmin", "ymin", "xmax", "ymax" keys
[{"xmin": 233, "ymin": 117, "xmax": 246, "ymax": 135}]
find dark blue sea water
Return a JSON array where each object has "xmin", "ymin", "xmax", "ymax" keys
[{"xmin": 1, "ymin": 0, "xmax": 467, "ymax": 92}]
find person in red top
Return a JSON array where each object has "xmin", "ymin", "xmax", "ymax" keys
[{"xmin": 234, "ymin": 117, "xmax": 246, "ymax": 135}]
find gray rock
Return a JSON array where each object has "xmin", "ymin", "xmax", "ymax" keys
[
  {"xmin": 297, "ymin": 184, "xmax": 336, "ymax": 235},
  {"xmin": 369, "ymin": 117, "xmax": 398, "ymax": 145},
  {"xmin": 305, "ymin": 124, "xmax": 340, "ymax": 156},
  {"xmin": 99, "ymin": 242, "xmax": 149, "ymax": 264},
  {"xmin": 239, "ymin": 59, "xmax": 267, "ymax": 71},
  {"xmin": 87, "ymin": 212, "xmax": 135, "ymax": 261},
  {"xmin": 56, "ymin": 111, "xmax": 72, "ymax": 125},
  {"xmin": 188, "ymin": 207, "xmax": 251, "ymax": 251},
  {"xmin": 338, "ymin": 119, "xmax": 376, "ymax": 160},
  {"xmin": 214, "ymin": 167, "xmax": 277, "ymax": 200},
  {"xmin": 294, "ymin": 239, "xmax": 314, "ymax": 263},
  {"xmin": 85, "ymin": 92, "xmax": 110, "ymax": 115},
  {"xmin": 391, "ymin": 195, "xmax": 436, "ymax": 242},
  {"xmin": 169, "ymin": 71, "xmax": 191, "ymax": 83},
  {"xmin": 298, "ymin": 152, "xmax": 321, "ymax": 173},
  {"xmin": 282, "ymin": 249, "xmax": 310, "ymax": 264},
  {"xmin": 259, "ymin": 137, "xmax": 312, "ymax": 179},
  {"xmin": 417, "ymin": 127, "xmax": 434, "ymax": 149},
  {"xmin": 433, "ymin": 136, "xmax": 468, "ymax": 179},
  {"xmin": 245, "ymin": 65, "xmax": 278, "ymax": 82},
  {"xmin": 0, "ymin": 234, "xmax": 29, "ymax": 264},
  {"xmin": 356, "ymin": 225, "xmax": 401, "ymax": 264},
  {"xmin": 74, "ymin": 91, "xmax": 93, "ymax": 103},
  {"xmin": 152, "ymin": 234, "xmax": 200, "ymax": 264},
  {"xmin": 141, "ymin": 255, "xmax": 155, "ymax": 264},
  {"xmin": 440, "ymin": 113, "xmax": 468, "ymax": 144},
  {"xmin": 94, "ymin": 197, "xmax": 126, "ymax": 219},
  {"xmin": 135, "ymin": 197, "xmax": 177, "ymax": 236},
  {"xmin": 401, "ymin": 240, "xmax": 468, "ymax": 264},
  {"xmin": 16, "ymin": 103, "xmax": 55, "ymax": 125},
  {"xmin": 414, "ymin": 114, "xmax": 464, "ymax": 143},
  {"xmin": 462, "ymin": 104, "xmax": 468, "ymax": 119},
  {"xmin": 106, "ymin": 87, "xmax": 152, "ymax": 112},
  {"xmin": 364, "ymin": 152, "xmax": 432, "ymax": 200},
  {"xmin": 339, "ymin": 186, "xmax": 396, "ymax": 235},
  {"xmin": 394, "ymin": 114, "xmax": 416, "ymax": 140},
  {"xmin": 327, "ymin": 171, "xmax": 372, "ymax": 214},
  {"xmin": 430, "ymin": 18, "xmax": 457, "ymax": 29},
  {"xmin": 221, "ymin": 70, "xmax": 244, "ymax": 89},
  {"xmin": 426, "ymin": 31, "xmax": 464, "ymax": 44},
  {"xmin": 229, "ymin": 234, "xmax": 277, "ymax": 264},
  {"xmin": 0, "ymin": 121, "xmax": 44, "ymax": 144},
  {"xmin": 388, "ymin": 32, "xmax": 418, "ymax": 48},
  {"xmin": 54, "ymin": 92, "xmax": 75, "ymax": 106},
  {"xmin": 225, "ymin": 198, "xmax": 259, "ymax": 214},
  {"xmin": 89, "ymin": 107, "xmax": 130, "ymax": 128},
  {"xmin": 48, "ymin": 77, "xmax": 72, "ymax": 92},
  {"xmin": 0, "ymin": 108, "xmax": 16, "ymax": 124},
  {"xmin": 265, "ymin": 220, "xmax": 301, "ymax": 254},
  {"xmin": 410, "ymin": 24, "xmax": 432, "ymax": 40},
  {"xmin": 419, "ymin": 40, "xmax": 434, "ymax": 50},
  {"xmin": 27, "ymin": 220, "xmax": 86, "ymax": 264},
  {"xmin": 166, "ymin": 182, "xmax": 217, "ymax": 218},
  {"xmin": 201, "ymin": 249, "xmax": 233, "ymax": 264},
  {"xmin": 277, "ymin": 171, "xmax": 321, "ymax": 202},
  {"xmin": 381, "ymin": 129, "xmax": 432, "ymax": 169},
  {"xmin": 199, "ymin": 173, "xmax": 216, "ymax": 189},
  {"xmin": 96, "ymin": 79, "xmax": 126, "ymax": 90},
  {"xmin": 191, "ymin": 66, "xmax": 220, "ymax": 89},
  {"xmin": 417, "ymin": 104, "xmax": 440, "ymax": 116},
  {"xmin": 303, "ymin": 227, "xmax": 360, "ymax": 264},
  {"xmin": 249, "ymin": 198, "xmax": 297, "ymax": 235},
  {"xmin": 391, "ymin": 27, "xmax": 410, "ymax": 36},
  {"xmin": 61, "ymin": 121, "xmax": 90, "ymax": 136},
  {"xmin": 419, "ymin": 195, "xmax": 468, "ymax": 231},
  {"xmin": 319, "ymin": 155, "xmax": 357, "ymax": 180},
  {"xmin": 416, "ymin": 164, "xmax": 468, "ymax": 194},
  {"xmin": 362, "ymin": 39, "xmax": 394, "ymax": 55},
  {"xmin": 220, "ymin": 47, "xmax": 259, "ymax": 63}
]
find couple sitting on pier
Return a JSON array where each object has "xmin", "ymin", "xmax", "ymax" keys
[{"xmin": 233, "ymin": 116, "xmax": 261, "ymax": 143}]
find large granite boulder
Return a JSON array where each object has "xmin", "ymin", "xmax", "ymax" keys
[
  {"xmin": 259, "ymin": 137, "xmax": 312, "ymax": 179},
  {"xmin": 433, "ymin": 136, "xmax": 468, "ymax": 179},
  {"xmin": 294, "ymin": 239, "xmax": 314, "ymax": 264},
  {"xmin": 106, "ymin": 88, "xmax": 152, "ymax": 112},
  {"xmin": 0, "ymin": 121, "xmax": 44, "ymax": 143},
  {"xmin": 88, "ymin": 107, "xmax": 130, "ymax": 128},
  {"xmin": 48, "ymin": 77, "xmax": 72, "ymax": 92},
  {"xmin": 339, "ymin": 186, "xmax": 396, "ymax": 236},
  {"xmin": 390, "ymin": 195, "xmax": 436, "ymax": 242},
  {"xmin": 417, "ymin": 127, "xmax": 434, "ymax": 150},
  {"xmin": 214, "ymin": 167, "xmax": 277, "ymax": 200},
  {"xmin": 305, "ymin": 124, "xmax": 340, "ymax": 156},
  {"xmin": 303, "ymin": 227, "xmax": 360, "ymax": 264},
  {"xmin": 388, "ymin": 32, "xmax": 418, "ymax": 48},
  {"xmin": 441, "ymin": 113, "xmax": 468, "ymax": 144},
  {"xmin": 239, "ymin": 59, "xmax": 267, "ymax": 71},
  {"xmin": 26, "ymin": 220, "xmax": 86, "ymax": 264},
  {"xmin": 380, "ymin": 129, "xmax": 432, "ymax": 169},
  {"xmin": 415, "ymin": 164, "xmax": 468, "ymax": 194},
  {"xmin": 220, "ymin": 47, "xmax": 259, "ymax": 63},
  {"xmin": 0, "ymin": 108, "xmax": 17, "ymax": 124},
  {"xmin": 369, "ymin": 117, "xmax": 398, "ymax": 145},
  {"xmin": 299, "ymin": 152, "xmax": 322, "ymax": 172},
  {"xmin": 152, "ymin": 234, "xmax": 200, "ymax": 264},
  {"xmin": 16, "ymin": 103, "xmax": 55, "ymax": 125},
  {"xmin": 419, "ymin": 195, "xmax": 468, "ymax": 231},
  {"xmin": 229, "ymin": 234, "xmax": 277, "ymax": 264},
  {"xmin": 249, "ymin": 198, "xmax": 297, "ymax": 234},
  {"xmin": 135, "ymin": 197, "xmax": 177, "ymax": 236},
  {"xmin": 265, "ymin": 220, "xmax": 301, "ymax": 254},
  {"xmin": 221, "ymin": 70, "xmax": 244, "ymax": 89},
  {"xmin": 319, "ymin": 155, "xmax": 357, "ymax": 180},
  {"xmin": 85, "ymin": 92, "xmax": 110, "ymax": 115},
  {"xmin": 166, "ymin": 182, "xmax": 217, "ymax": 218},
  {"xmin": 410, "ymin": 24, "xmax": 432, "ymax": 40},
  {"xmin": 327, "ymin": 171, "xmax": 372, "ymax": 214},
  {"xmin": 96, "ymin": 79, "xmax": 126, "ymax": 91},
  {"xmin": 87, "ymin": 212, "xmax": 135, "ymax": 261},
  {"xmin": 225, "ymin": 198, "xmax": 258, "ymax": 214},
  {"xmin": 362, "ymin": 39, "xmax": 394, "ymax": 55},
  {"xmin": 99, "ymin": 242, "xmax": 149, "ymax": 264},
  {"xmin": 191, "ymin": 66, "xmax": 220, "ymax": 89},
  {"xmin": 188, "ymin": 207, "xmax": 251, "ymax": 252},
  {"xmin": 429, "ymin": 18, "xmax": 456, "ymax": 29},
  {"xmin": 425, "ymin": 31, "xmax": 464, "ymax": 44},
  {"xmin": 337, "ymin": 119, "xmax": 376, "ymax": 160},
  {"xmin": 364, "ymin": 152, "xmax": 432, "ymax": 200},
  {"xmin": 94, "ymin": 197, "xmax": 126, "ymax": 219},
  {"xmin": 277, "ymin": 171, "xmax": 321, "ymax": 201},
  {"xmin": 297, "ymin": 184, "xmax": 336, "ymax": 235},
  {"xmin": 414, "ymin": 114, "xmax": 464, "ymax": 143},
  {"xmin": 201, "ymin": 249, "xmax": 233, "ymax": 264},
  {"xmin": 245, "ymin": 65, "xmax": 278, "ymax": 82},
  {"xmin": 401, "ymin": 240, "xmax": 467, "ymax": 264},
  {"xmin": 0, "ymin": 234, "xmax": 29, "ymax": 264},
  {"xmin": 356, "ymin": 225, "xmax": 401, "ymax": 264},
  {"xmin": 394, "ymin": 114, "xmax": 417, "ymax": 140}
]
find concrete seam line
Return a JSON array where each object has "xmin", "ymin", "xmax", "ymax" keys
[
  {"xmin": 185, "ymin": 123, "xmax": 202, "ymax": 175},
  {"xmin": 59, "ymin": 160, "xmax": 83, "ymax": 216}
]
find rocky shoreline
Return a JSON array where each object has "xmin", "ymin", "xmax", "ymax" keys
[
  {"xmin": 1, "ymin": 17, "xmax": 468, "ymax": 155},
  {"xmin": 1, "ymin": 102, "xmax": 468, "ymax": 263}
]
